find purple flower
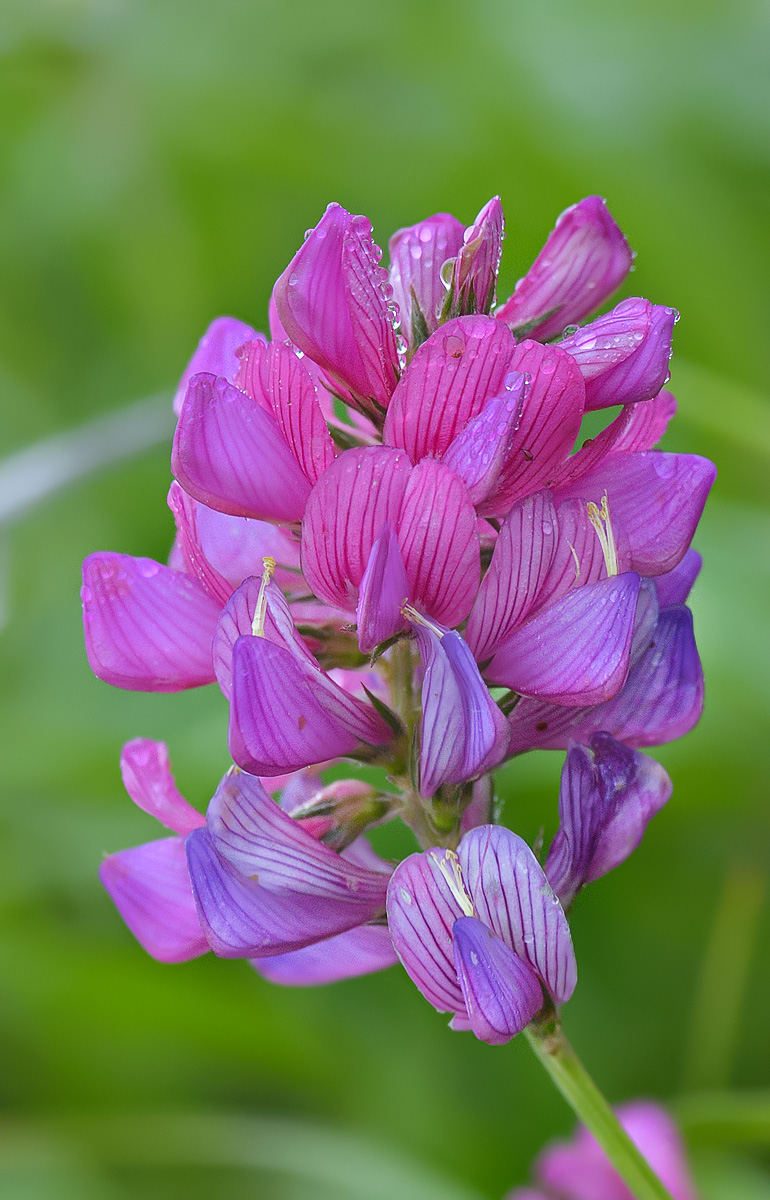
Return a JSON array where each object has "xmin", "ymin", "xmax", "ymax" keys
[
  {"xmin": 387, "ymin": 825, "xmax": 576, "ymax": 1044},
  {"xmin": 507, "ymin": 1101, "xmax": 698, "ymax": 1200}
]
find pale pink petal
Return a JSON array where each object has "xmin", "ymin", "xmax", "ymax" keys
[{"xmin": 120, "ymin": 738, "xmax": 204, "ymax": 835}]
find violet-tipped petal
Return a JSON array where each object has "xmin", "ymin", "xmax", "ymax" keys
[
  {"xmin": 441, "ymin": 372, "xmax": 526, "ymax": 505},
  {"xmin": 82, "ymin": 552, "xmax": 219, "ymax": 691},
  {"xmin": 496, "ymin": 196, "xmax": 632, "ymax": 341},
  {"xmin": 550, "ymin": 390, "xmax": 678, "ymax": 489},
  {"xmin": 452, "ymin": 915, "xmax": 543, "ymax": 1045},
  {"xmin": 560, "ymin": 298, "xmax": 678, "ymax": 410},
  {"xmin": 654, "ymin": 548, "xmax": 702, "ymax": 608},
  {"xmin": 172, "ymin": 373, "xmax": 311, "ymax": 521},
  {"xmin": 356, "ymin": 523, "xmax": 409, "ymax": 653}
]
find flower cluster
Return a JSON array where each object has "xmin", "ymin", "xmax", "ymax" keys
[{"xmin": 83, "ymin": 194, "xmax": 714, "ymax": 1045}]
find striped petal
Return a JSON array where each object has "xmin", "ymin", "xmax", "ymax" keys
[
  {"xmin": 559, "ymin": 298, "xmax": 677, "ymax": 410},
  {"xmin": 451, "ymin": 196, "xmax": 505, "ymax": 316},
  {"xmin": 120, "ymin": 738, "xmax": 204, "ymax": 835},
  {"xmin": 389, "ymin": 212, "xmax": 465, "ymax": 346},
  {"xmin": 82, "ymin": 552, "xmax": 219, "ymax": 691},
  {"xmin": 356, "ymin": 523, "xmax": 410, "ymax": 653},
  {"xmin": 441, "ymin": 372, "xmax": 526, "ymax": 506},
  {"xmin": 549, "ymin": 390, "xmax": 678, "ymax": 489},
  {"xmin": 452, "ymin": 915, "xmax": 543, "ymax": 1045},
  {"xmin": 386, "ymin": 851, "xmax": 467, "ymax": 1014},
  {"xmin": 167, "ymin": 481, "xmax": 232, "ymax": 606}
]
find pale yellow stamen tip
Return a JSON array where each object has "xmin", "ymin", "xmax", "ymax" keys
[
  {"xmin": 430, "ymin": 849, "xmax": 476, "ymax": 918},
  {"xmin": 251, "ymin": 556, "xmax": 277, "ymax": 637},
  {"xmin": 402, "ymin": 602, "xmax": 443, "ymax": 637},
  {"xmin": 587, "ymin": 491, "xmax": 618, "ymax": 577}
]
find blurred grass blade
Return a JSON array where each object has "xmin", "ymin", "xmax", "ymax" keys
[{"xmin": 678, "ymin": 1091, "xmax": 770, "ymax": 1147}]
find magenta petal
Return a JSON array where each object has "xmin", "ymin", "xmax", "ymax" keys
[
  {"xmin": 488, "ymin": 573, "xmax": 641, "ymax": 705},
  {"xmin": 186, "ymin": 827, "xmax": 376, "ymax": 958},
  {"xmin": 654, "ymin": 548, "xmax": 702, "ymax": 608},
  {"xmin": 386, "ymin": 851, "xmax": 467, "ymax": 1013},
  {"xmin": 173, "ymin": 316, "xmax": 261, "ymax": 415},
  {"xmin": 496, "ymin": 196, "xmax": 632, "ymax": 341},
  {"xmin": 453, "ymin": 196, "xmax": 505, "ymax": 316},
  {"xmin": 235, "ymin": 339, "xmax": 336, "ymax": 483},
  {"xmin": 356, "ymin": 523, "xmax": 409, "ymax": 653},
  {"xmin": 214, "ymin": 576, "xmax": 313, "ymax": 700},
  {"xmin": 206, "ymin": 768, "xmax": 389, "ymax": 907},
  {"xmin": 167, "ymin": 482, "xmax": 232, "ymax": 606},
  {"xmin": 193, "ymin": 502, "xmax": 301, "ymax": 593},
  {"xmin": 301, "ymin": 446, "xmax": 412, "ymax": 610},
  {"xmin": 442, "ymin": 372, "xmax": 526, "ymax": 505},
  {"xmin": 254, "ymin": 924, "xmax": 397, "ymax": 986},
  {"xmin": 452, "ymin": 916, "xmax": 542, "ymax": 1044},
  {"xmin": 560, "ymin": 298, "xmax": 678, "ymax": 411},
  {"xmin": 481, "ymin": 341, "xmax": 586, "ymax": 516},
  {"xmin": 229, "ymin": 635, "xmax": 391, "ymax": 775},
  {"xmin": 82, "ymin": 552, "xmax": 219, "ymax": 691},
  {"xmin": 172, "ymin": 373, "xmax": 311, "ymax": 521},
  {"xmin": 120, "ymin": 739, "xmax": 204, "ymax": 835},
  {"xmin": 388, "ymin": 212, "xmax": 465, "ymax": 344},
  {"xmin": 555, "ymin": 451, "xmax": 716, "ymax": 576},
  {"xmin": 458, "ymin": 825, "xmax": 577, "ymax": 1003},
  {"xmin": 398, "ymin": 460, "xmax": 480, "ymax": 627},
  {"xmin": 508, "ymin": 606, "xmax": 704, "ymax": 752},
  {"xmin": 100, "ymin": 837, "xmax": 209, "ymax": 963},
  {"xmin": 273, "ymin": 203, "xmax": 399, "ymax": 417},
  {"xmin": 416, "ymin": 626, "xmax": 510, "ymax": 796},
  {"xmin": 383, "ymin": 316, "xmax": 517, "ymax": 461},
  {"xmin": 550, "ymin": 391, "xmax": 678, "ymax": 489}
]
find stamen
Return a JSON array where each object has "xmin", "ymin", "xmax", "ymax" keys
[
  {"xmin": 402, "ymin": 602, "xmax": 443, "ymax": 637},
  {"xmin": 586, "ymin": 491, "xmax": 618, "ymax": 577},
  {"xmin": 568, "ymin": 541, "xmax": 581, "ymax": 582},
  {"xmin": 251, "ymin": 556, "xmax": 277, "ymax": 637},
  {"xmin": 430, "ymin": 849, "xmax": 476, "ymax": 917}
]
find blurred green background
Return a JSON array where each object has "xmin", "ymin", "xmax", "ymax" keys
[{"xmin": 1, "ymin": 0, "xmax": 769, "ymax": 1196}]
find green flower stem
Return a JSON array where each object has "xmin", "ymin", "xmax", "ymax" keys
[{"xmin": 525, "ymin": 1006, "xmax": 676, "ymax": 1200}]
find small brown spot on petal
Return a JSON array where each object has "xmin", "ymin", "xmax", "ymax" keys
[
  {"xmin": 298, "ymin": 715, "xmax": 307, "ymax": 730},
  {"xmin": 535, "ymin": 721, "xmax": 548, "ymax": 731}
]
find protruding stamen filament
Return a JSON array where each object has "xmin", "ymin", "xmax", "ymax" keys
[
  {"xmin": 251, "ymin": 556, "xmax": 277, "ymax": 638},
  {"xmin": 430, "ymin": 849, "xmax": 476, "ymax": 917},
  {"xmin": 402, "ymin": 602, "xmax": 443, "ymax": 637},
  {"xmin": 586, "ymin": 492, "xmax": 618, "ymax": 577}
]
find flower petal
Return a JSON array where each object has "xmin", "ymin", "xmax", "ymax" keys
[
  {"xmin": 398, "ymin": 460, "xmax": 480, "ymax": 627},
  {"xmin": 300, "ymin": 446, "xmax": 412, "ymax": 610},
  {"xmin": 173, "ymin": 316, "xmax": 261, "ymax": 415},
  {"xmin": 172, "ymin": 373, "xmax": 311, "ymax": 521},
  {"xmin": 508, "ymin": 606, "xmax": 704, "ymax": 752},
  {"xmin": 229, "ymin": 634, "xmax": 391, "ymax": 775},
  {"xmin": 452, "ymin": 196, "xmax": 505, "ymax": 316},
  {"xmin": 386, "ymin": 851, "xmax": 468, "ymax": 1013},
  {"xmin": 235, "ymin": 338, "xmax": 336, "ymax": 483},
  {"xmin": 554, "ymin": 451, "xmax": 716, "ymax": 576},
  {"xmin": 559, "ymin": 298, "xmax": 678, "ymax": 410},
  {"xmin": 383, "ymin": 316, "xmax": 517, "ymax": 461},
  {"xmin": 167, "ymin": 481, "xmax": 232, "ymax": 606},
  {"xmin": 388, "ymin": 212, "xmax": 465, "ymax": 345},
  {"xmin": 82, "ymin": 552, "xmax": 219, "ymax": 691},
  {"xmin": 416, "ymin": 625, "xmax": 511, "ymax": 796},
  {"xmin": 487, "ymin": 573, "xmax": 641, "ymax": 705},
  {"xmin": 193, "ymin": 502, "xmax": 302, "ymax": 592},
  {"xmin": 100, "ymin": 837, "xmax": 209, "ymax": 963},
  {"xmin": 273, "ymin": 203, "xmax": 399, "ymax": 419},
  {"xmin": 205, "ymin": 767, "xmax": 390, "ymax": 908},
  {"xmin": 480, "ymin": 341, "xmax": 586, "ymax": 516},
  {"xmin": 452, "ymin": 915, "xmax": 543, "ymax": 1044},
  {"xmin": 654, "ymin": 548, "xmax": 702, "ymax": 608},
  {"xmin": 496, "ymin": 196, "xmax": 632, "ymax": 341},
  {"xmin": 356, "ymin": 523, "xmax": 410, "ymax": 653},
  {"xmin": 441, "ymin": 372, "xmax": 526, "ymax": 505},
  {"xmin": 213, "ymin": 575, "xmax": 310, "ymax": 700},
  {"xmin": 458, "ymin": 825, "xmax": 577, "ymax": 1003},
  {"xmin": 254, "ymin": 924, "xmax": 397, "ymax": 986},
  {"xmin": 549, "ymin": 390, "xmax": 678, "ymax": 489},
  {"xmin": 120, "ymin": 739, "xmax": 204, "ymax": 835}
]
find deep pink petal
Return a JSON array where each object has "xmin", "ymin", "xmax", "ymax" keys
[
  {"xmin": 273, "ymin": 203, "xmax": 399, "ymax": 418},
  {"xmin": 487, "ymin": 573, "xmax": 641, "ymax": 705},
  {"xmin": 452, "ymin": 196, "xmax": 505, "ymax": 316},
  {"xmin": 480, "ymin": 341, "xmax": 585, "ymax": 516},
  {"xmin": 235, "ymin": 338, "xmax": 336, "ymax": 483},
  {"xmin": 452, "ymin": 915, "xmax": 542, "ymax": 1044},
  {"xmin": 458, "ymin": 825, "xmax": 577, "ymax": 1003},
  {"xmin": 554, "ymin": 451, "xmax": 716, "ymax": 576},
  {"xmin": 356, "ymin": 523, "xmax": 410, "ymax": 653},
  {"xmin": 82, "ymin": 552, "xmax": 219, "ymax": 691},
  {"xmin": 549, "ymin": 390, "xmax": 678, "ymax": 490},
  {"xmin": 254, "ymin": 924, "xmax": 397, "ymax": 986},
  {"xmin": 496, "ymin": 196, "xmax": 632, "ymax": 341},
  {"xmin": 229, "ymin": 635, "xmax": 391, "ymax": 775},
  {"xmin": 172, "ymin": 373, "xmax": 311, "ymax": 521},
  {"xmin": 386, "ymin": 851, "xmax": 468, "ymax": 1014},
  {"xmin": 507, "ymin": 606, "xmax": 704, "ymax": 752},
  {"xmin": 120, "ymin": 738, "xmax": 204, "ymax": 835},
  {"xmin": 397, "ymin": 460, "xmax": 480, "ymax": 627},
  {"xmin": 382, "ymin": 316, "xmax": 517, "ymax": 461},
  {"xmin": 388, "ymin": 212, "xmax": 465, "ymax": 345},
  {"xmin": 441, "ymin": 372, "xmax": 526, "ymax": 505},
  {"xmin": 173, "ymin": 316, "xmax": 261, "ymax": 415},
  {"xmin": 167, "ymin": 482, "xmax": 232, "ymax": 606},
  {"xmin": 100, "ymin": 837, "xmax": 209, "ymax": 963},
  {"xmin": 300, "ymin": 446, "xmax": 412, "ymax": 610},
  {"xmin": 560, "ymin": 298, "xmax": 677, "ymax": 410}
]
